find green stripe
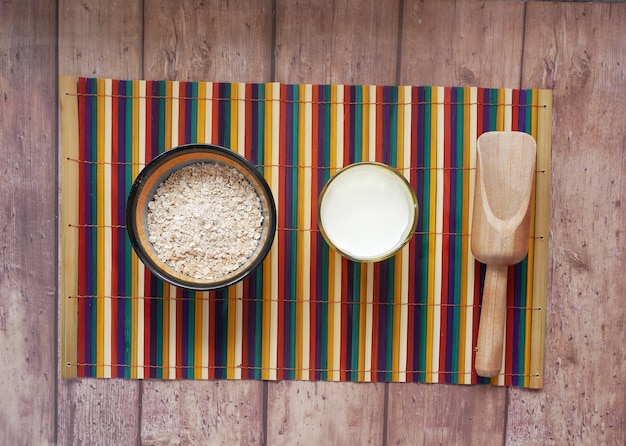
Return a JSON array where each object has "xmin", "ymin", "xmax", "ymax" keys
[
  {"xmin": 451, "ymin": 87, "xmax": 465, "ymax": 383},
  {"xmin": 490, "ymin": 88, "xmax": 498, "ymax": 130},
  {"xmin": 519, "ymin": 258, "xmax": 528, "ymax": 386},
  {"xmin": 289, "ymin": 84, "xmax": 299, "ymax": 379},
  {"xmin": 190, "ymin": 82, "xmax": 198, "ymax": 143},
  {"xmin": 254, "ymin": 85, "xmax": 265, "ymax": 380},
  {"xmin": 124, "ymin": 81, "xmax": 134, "ymax": 378},
  {"xmin": 354, "ymin": 86, "xmax": 363, "ymax": 163},
  {"xmin": 419, "ymin": 86, "xmax": 432, "ymax": 382},
  {"xmin": 389, "ymin": 87, "xmax": 398, "ymax": 167}
]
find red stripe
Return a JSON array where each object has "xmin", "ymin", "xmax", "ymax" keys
[
  {"xmin": 276, "ymin": 83, "xmax": 288, "ymax": 379},
  {"xmin": 143, "ymin": 269, "xmax": 151, "ymax": 377},
  {"xmin": 512, "ymin": 89, "xmax": 520, "ymax": 131},
  {"xmin": 343, "ymin": 86, "xmax": 351, "ymax": 162},
  {"xmin": 241, "ymin": 278, "xmax": 250, "ymax": 377},
  {"xmin": 208, "ymin": 290, "xmax": 216, "ymax": 379},
  {"xmin": 309, "ymin": 86, "xmax": 319, "ymax": 380}
]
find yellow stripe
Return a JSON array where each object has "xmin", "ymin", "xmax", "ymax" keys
[
  {"xmin": 230, "ymin": 82, "xmax": 239, "ymax": 150},
  {"xmin": 102, "ymin": 78, "xmax": 113, "ymax": 378},
  {"xmin": 197, "ymin": 82, "xmax": 207, "ymax": 143},
  {"xmin": 497, "ymin": 88, "xmax": 505, "ymax": 131},
  {"xmin": 364, "ymin": 262, "xmax": 374, "ymax": 382}
]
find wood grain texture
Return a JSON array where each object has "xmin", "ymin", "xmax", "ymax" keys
[
  {"xmin": 58, "ymin": 0, "xmax": 144, "ymax": 78},
  {"xmin": 386, "ymin": 384, "xmax": 507, "ymax": 446},
  {"xmin": 0, "ymin": 0, "xmax": 57, "ymax": 444},
  {"xmin": 275, "ymin": 0, "xmax": 401, "ymax": 85},
  {"xmin": 507, "ymin": 3, "xmax": 626, "ymax": 444},
  {"xmin": 139, "ymin": 1, "xmax": 272, "ymax": 444},
  {"xmin": 267, "ymin": 381, "xmax": 385, "ymax": 445},
  {"xmin": 400, "ymin": 0, "xmax": 526, "ymax": 88},
  {"xmin": 140, "ymin": 381, "xmax": 264, "ymax": 444},
  {"xmin": 56, "ymin": 0, "xmax": 144, "ymax": 443},
  {"xmin": 57, "ymin": 379, "xmax": 141, "ymax": 446},
  {"xmin": 143, "ymin": 0, "xmax": 274, "ymax": 82}
]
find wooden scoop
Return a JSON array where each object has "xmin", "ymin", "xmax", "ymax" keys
[{"xmin": 471, "ymin": 131, "xmax": 536, "ymax": 377}]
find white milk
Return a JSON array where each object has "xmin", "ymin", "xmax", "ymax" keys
[{"xmin": 319, "ymin": 163, "xmax": 417, "ymax": 261}]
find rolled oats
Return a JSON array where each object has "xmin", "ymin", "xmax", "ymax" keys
[{"xmin": 147, "ymin": 162, "xmax": 264, "ymax": 280}]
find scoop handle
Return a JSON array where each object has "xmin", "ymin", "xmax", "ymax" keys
[{"xmin": 475, "ymin": 264, "xmax": 508, "ymax": 377}]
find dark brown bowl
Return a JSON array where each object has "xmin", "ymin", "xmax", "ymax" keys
[{"xmin": 126, "ymin": 143, "xmax": 276, "ymax": 290}]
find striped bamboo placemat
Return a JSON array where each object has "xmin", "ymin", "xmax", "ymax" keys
[{"xmin": 60, "ymin": 76, "xmax": 551, "ymax": 387}]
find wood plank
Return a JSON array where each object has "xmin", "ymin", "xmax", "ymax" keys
[
  {"xmin": 58, "ymin": 0, "xmax": 143, "ymax": 78},
  {"xmin": 507, "ymin": 3, "xmax": 626, "ymax": 444},
  {"xmin": 0, "ymin": 0, "xmax": 57, "ymax": 443},
  {"xmin": 275, "ymin": 0, "xmax": 400, "ymax": 85},
  {"xmin": 267, "ymin": 381, "xmax": 385, "ymax": 445},
  {"xmin": 56, "ymin": 0, "xmax": 144, "ymax": 444},
  {"xmin": 387, "ymin": 1, "xmax": 527, "ymax": 444},
  {"xmin": 399, "ymin": 0, "xmax": 525, "ymax": 88},
  {"xmin": 139, "ymin": 1, "xmax": 273, "ymax": 443},
  {"xmin": 140, "ymin": 381, "xmax": 265, "ymax": 444},
  {"xmin": 267, "ymin": 1, "xmax": 400, "ymax": 444},
  {"xmin": 143, "ymin": 0, "xmax": 274, "ymax": 82},
  {"xmin": 57, "ymin": 379, "xmax": 141, "ymax": 446},
  {"xmin": 388, "ymin": 384, "xmax": 507, "ymax": 445}
]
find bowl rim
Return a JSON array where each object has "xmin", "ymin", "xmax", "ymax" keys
[
  {"xmin": 317, "ymin": 161, "xmax": 418, "ymax": 263},
  {"xmin": 125, "ymin": 143, "xmax": 277, "ymax": 290}
]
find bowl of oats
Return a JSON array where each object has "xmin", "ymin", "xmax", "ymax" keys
[{"xmin": 126, "ymin": 143, "xmax": 277, "ymax": 290}]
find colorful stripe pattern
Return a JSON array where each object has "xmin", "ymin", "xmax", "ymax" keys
[{"xmin": 67, "ymin": 78, "xmax": 549, "ymax": 386}]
